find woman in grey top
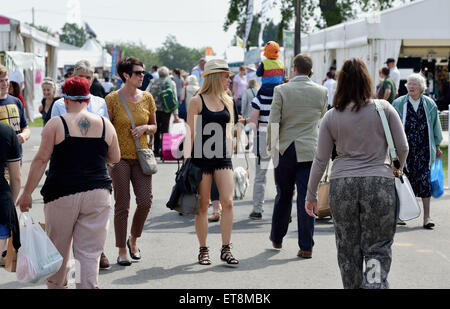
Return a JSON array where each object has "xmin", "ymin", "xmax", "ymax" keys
[{"xmin": 305, "ymin": 58, "xmax": 409, "ymax": 289}]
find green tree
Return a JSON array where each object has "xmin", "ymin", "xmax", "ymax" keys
[
  {"xmin": 27, "ymin": 23, "xmax": 54, "ymax": 35},
  {"xmin": 156, "ymin": 35, "xmax": 205, "ymax": 72},
  {"xmin": 225, "ymin": 0, "xmax": 414, "ymax": 44},
  {"xmin": 59, "ymin": 23, "xmax": 87, "ymax": 47},
  {"xmin": 105, "ymin": 41, "xmax": 161, "ymax": 71}
]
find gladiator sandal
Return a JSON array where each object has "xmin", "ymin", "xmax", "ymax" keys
[
  {"xmin": 198, "ymin": 247, "xmax": 212, "ymax": 265},
  {"xmin": 220, "ymin": 244, "xmax": 239, "ymax": 265}
]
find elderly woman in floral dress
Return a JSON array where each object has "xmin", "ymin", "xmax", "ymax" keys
[{"xmin": 392, "ymin": 73, "xmax": 443, "ymax": 229}]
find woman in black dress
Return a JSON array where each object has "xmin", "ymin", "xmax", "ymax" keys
[
  {"xmin": 186, "ymin": 59, "xmax": 238, "ymax": 265},
  {"xmin": 39, "ymin": 78, "xmax": 60, "ymax": 126}
]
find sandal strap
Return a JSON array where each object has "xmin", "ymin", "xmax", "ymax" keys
[
  {"xmin": 198, "ymin": 247, "xmax": 211, "ymax": 265},
  {"xmin": 221, "ymin": 244, "xmax": 239, "ymax": 264}
]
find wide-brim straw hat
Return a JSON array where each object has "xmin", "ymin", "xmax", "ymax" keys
[
  {"xmin": 246, "ymin": 64, "xmax": 257, "ymax": 71},
  {"xmin": 202, "ymin": 59, "xmax": 235, "ymax": 77}
]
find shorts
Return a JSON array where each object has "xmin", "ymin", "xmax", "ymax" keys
[
  {"xmin": 192, "ymin": 158, "xmax": 233, "ymax": 175},
  {"xmin": 0, "ymin": 224, "xmax": 10, "ymax": 239}
]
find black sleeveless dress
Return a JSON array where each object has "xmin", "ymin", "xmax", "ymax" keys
[{"xmin": 191, "ymin": 94, "xmax": 233, "ymax": 175}]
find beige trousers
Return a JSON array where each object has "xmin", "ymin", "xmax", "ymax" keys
[{"xmin": 44, "ymin": 189, "xmax": 111, "ymax": 289}]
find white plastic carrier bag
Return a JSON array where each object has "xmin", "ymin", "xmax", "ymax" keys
[{"xmin": 16, "ymin": 212, "xmax": 63, "ymax": 283}]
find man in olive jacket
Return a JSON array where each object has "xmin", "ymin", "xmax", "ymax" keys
[{"xmin": 267, "ymin": 53, "xmax": 328, "ymax": 258}]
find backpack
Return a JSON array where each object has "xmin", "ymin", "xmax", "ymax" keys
[
  {"xmin": 148, "ymin": 78, "xmax": 178, "ymax": 112},
  {"xmin": 160, "ymin": 79, "xmax": 178, "ymax": 113}
]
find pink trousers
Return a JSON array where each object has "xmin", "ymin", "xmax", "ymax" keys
[{"xmin": 44, "ymin": 189, "xmax": 111, "ymax": 289}]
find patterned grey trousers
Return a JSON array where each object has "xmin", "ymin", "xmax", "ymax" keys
[{"xmin": 329, "ymin": 177, "xmax": 397, "ymax": 289}]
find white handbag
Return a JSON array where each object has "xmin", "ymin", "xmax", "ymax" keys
[{"xmin": 374, "ymin": 100, "xmax": 421, "ymax": 222}]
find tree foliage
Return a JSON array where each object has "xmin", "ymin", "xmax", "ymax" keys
[
  {"xmin": 27, "ymin": 23, "xmax": 54, "ymax": 35},
  {"xmin": 59, "ymin": 23, "xmax": 87, "ymax": 47},
  {"xmin": 156, "ymin": 35, "xmax": 205, "ymax": 72},
  {"xmin": 105, "ymin": 36, "xmax": 205, "ymax": 72},
  {"xmin": 225, "ymin": 0, "xmax": 414, "ymax": 45},
  {"xmin": 105, "ymin": 41, "xmax": 161, "ymax": 72}
]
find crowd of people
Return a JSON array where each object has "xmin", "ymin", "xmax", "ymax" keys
[{"xmin": 0, "ymin": 38, "xmax": 445, "ymax": 289}]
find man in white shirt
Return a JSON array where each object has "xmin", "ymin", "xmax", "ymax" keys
[
  {"xmin": 101, "ymin": 76, "xmax": 114, "ymax": 95},
  {"xmin": 323, "ymin": 72, "xmax": 337, "ymax": 109},
  {"xmin": 386, "ymin": 58, "xmax": 400, "ymax": 96},
  {"xmin": 151, "ymin": 65, "xmax": 159, "ymax": 79},
  {"xmin": 191, "ymin": 58, "xmax": 206, "ymax": 86},
  {"xmin": 51, "ymin": 60, "xmax": 109, "ymax": 120}
]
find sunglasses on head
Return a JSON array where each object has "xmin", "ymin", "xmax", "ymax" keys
[{"xmin": 132, "ymin": 70, "xmax": 145, "ymax": 76}]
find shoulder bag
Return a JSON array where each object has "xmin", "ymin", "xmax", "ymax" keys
[
  {"xmin": 317, "ymin": 161, "xmax": 332, "ymax": 219},
  {"xmin": 117, "ymin": 91, "xmax": 157, "ymax": 175},
  {"xmin": 374, "ymin": 100, "xmax": 421, "ymax": 221}
]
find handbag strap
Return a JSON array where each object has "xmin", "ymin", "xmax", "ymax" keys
[
  {"xmin": 117, "ymin": 90, "xmax": 141, "ymax": 151},
  {"xmin": 374, "ymin": 99, "xmax": 399, "ymax": 164},
  {"xmin": 323, "ymin": 160, "xmax": 330, "ymax": 182}
]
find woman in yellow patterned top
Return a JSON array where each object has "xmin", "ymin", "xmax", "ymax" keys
[{"xmin": 106, "ymin": 57, "xmax": 157, "ymax": 267}]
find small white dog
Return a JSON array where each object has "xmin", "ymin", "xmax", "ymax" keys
[{"xmin": 234, "ymin": 166, "xmax": 250, "ymax": 200}]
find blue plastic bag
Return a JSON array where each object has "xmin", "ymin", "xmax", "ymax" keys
[{"xmin": 430, "ymin": 158, "xmax": 445, "ymax": 198}]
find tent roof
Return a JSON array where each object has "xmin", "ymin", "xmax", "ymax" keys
[
  {"xmin": 57, "ymin": 38, "xmax": 112, "ymax": 69},
  {"xmin": 302, "ymin": 0, "xmax": 450, "ymax": 52},
  {"xmin": 80, "ymin": 38, "xmax": 103, "ymax": 52}
]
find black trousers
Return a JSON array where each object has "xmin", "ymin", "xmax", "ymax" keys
[
  {"xmin": 154, "ymin": 111, "xmax": 172, "ymax": 158},
  {"xmin": 270, "ymin": 143, "xmax": 314, "ymax": 251}
]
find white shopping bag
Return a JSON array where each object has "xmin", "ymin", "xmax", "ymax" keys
[
  {"xmin": 396, "ymin": 175, "xmax": 421, "ymax": 221},
  {"xmin": 169, "ymin": 115, "xmax": 187, "ymax": 136},
  {"xmin": 16, "ymin": 212, "xmax": 63, "ymax": 283}
]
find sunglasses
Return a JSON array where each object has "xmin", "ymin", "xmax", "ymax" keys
[{"xmin": 132, "ymin": 70, "xmax": 146, "ymax": 76}]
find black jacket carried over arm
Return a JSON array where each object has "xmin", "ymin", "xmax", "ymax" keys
[{"xmin": 166, "ymin": 159, "xmax": 202, "ymax": 210}]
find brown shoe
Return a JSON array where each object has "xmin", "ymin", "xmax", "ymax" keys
[
  {"xmin": 99, "ymin": 252, "xmax": 111, "ymax": 270},
  {"xmin": 297, "ymin": 250, "xmax": 312, "ymax": 259},
  {"xmin": 270, "ymin": 237, "xmax": 282, "ymax": 249}
]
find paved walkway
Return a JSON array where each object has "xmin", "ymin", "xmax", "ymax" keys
[{"xmin": 1, "ymin": 127, "xmax": 449, "ymax": 289}]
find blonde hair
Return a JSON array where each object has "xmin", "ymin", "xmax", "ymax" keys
[
  {"xmin": 248, "ymin": 78, "xmax": 258, "ymax": 89},
  {"xmin": 41, "ymin": 78, "xmax": 57, "ymax": 95},
  {"xmin": 0, "ymin": 65, "xmax": 8, "ymax": 77},
  {"xmin": 199, "ymin": 72, "xmax": 234, "ymax": 138}
]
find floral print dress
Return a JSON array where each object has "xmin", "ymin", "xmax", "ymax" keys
[{"xmin": 404, "ymin": 100, "xmax": 432, "ymax": 198}]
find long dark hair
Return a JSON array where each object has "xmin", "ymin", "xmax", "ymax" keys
[
  {"xmin": 9, "ymin": 81, "xmax": 21, "ymax": 97},
  {"xmin": 333, "ymin": 58, "xmax": 374, "ymax": 112}
]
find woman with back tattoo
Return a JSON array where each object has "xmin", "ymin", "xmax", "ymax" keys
[{"xmin": 17, "ymin": 76, "xmax": 121, "ymax": 289}]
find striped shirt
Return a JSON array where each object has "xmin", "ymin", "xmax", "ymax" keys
[{"xmin": 251, "ymin": 93, "xmax": 272, "ymax": 126}]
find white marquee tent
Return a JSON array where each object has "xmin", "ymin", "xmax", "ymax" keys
[
  {"xmin": 57, "ymin": 38, "xmax": 112, "ymax": 70},
  {"xmin": 300, "ymin": 0, "xmax": 450, "ymax": 86}
]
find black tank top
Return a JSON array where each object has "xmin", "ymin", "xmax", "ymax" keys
[
  {"xmin": 192, "ymin": 94, "xmax": 231, "ymax": 159},
  {"xmin": 41, "ymin": 116, "xmax": 112, "ymax": 203}
]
